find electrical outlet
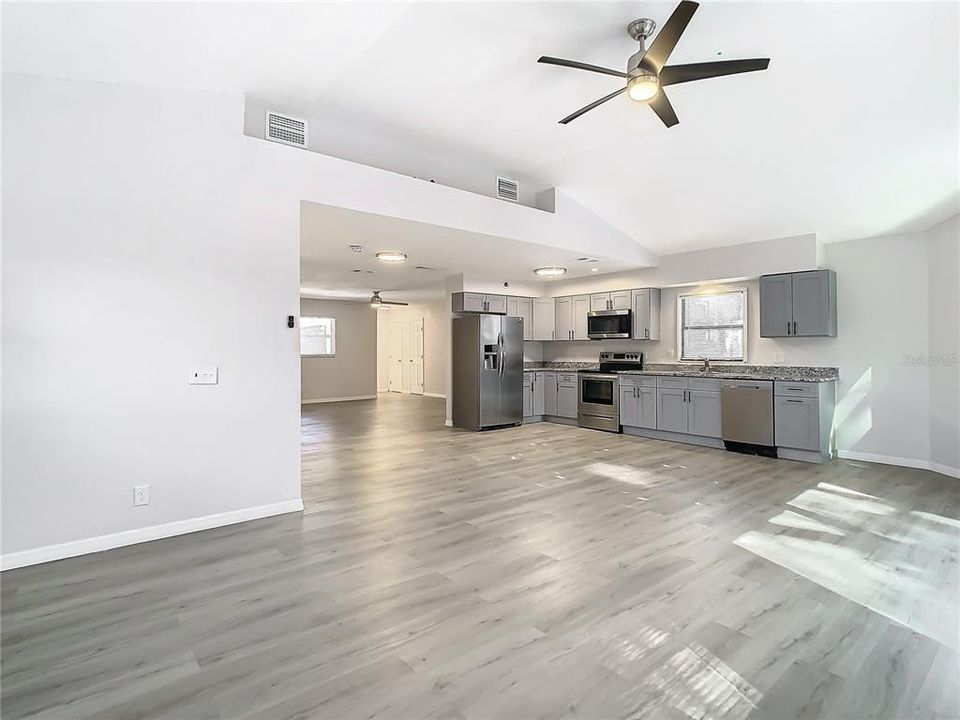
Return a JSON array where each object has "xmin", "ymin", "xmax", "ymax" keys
[
  {"xmin": 133, "ymin": 485, "xmax": 150, "ymax": 506},
  {"xmin": 190, "ymin": 366, "xmax": 218, "ymax": 385}
]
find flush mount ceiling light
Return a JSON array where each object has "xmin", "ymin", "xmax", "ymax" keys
[
  {"xmin": 538, "ymin": 1, "xmax": 769, "ymax": 127},
  {"xmin": 369, "ymin": 291, "xmax": 409, "ymax": 309},
  {"xmin": 375, "ymin": 251, "xmax": 407, "ymax": 263},
  {"xmin": 534, "ymin": 266, "xmax": 568, "ymax": 278}
]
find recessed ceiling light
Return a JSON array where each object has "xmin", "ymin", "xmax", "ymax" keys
[
  {"xmin": 376, "ymin": 251, "xmax": 407, "ymax": 263},
  {"xmin": 534, "ymin": 266, "xmax": 568, "ymax": 278}
]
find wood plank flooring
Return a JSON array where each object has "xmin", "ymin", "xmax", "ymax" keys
[{"xmin": 3, "ymin": 392, "xmax": 958, "ymax": 719}]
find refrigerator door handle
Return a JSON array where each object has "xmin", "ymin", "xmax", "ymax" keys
[{"xmin": 498, "ymin": 332, "xmax": 504, "ymax": 377}]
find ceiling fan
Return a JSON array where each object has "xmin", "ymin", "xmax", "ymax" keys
[
  {"xmin": 538, "ymin": 0, "xmax": 769, "ymax": 127},
  {"xmin": 369, "ymin": 291, "xmax": 408, "ymax": 308}
]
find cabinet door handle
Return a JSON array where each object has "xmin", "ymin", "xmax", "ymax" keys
[
  {"xmin": 793, "ymin": 321, "xmax": 798, "ymax": 334},
  {"xmin": 786, "ymin": 321, "xmax": 791, "ymax": 335},
  {"xmin": 786, "ymin": 399, "xmax": 803, "ymax": 403},
  {"xmin": 644, "ymin": 328, "xmax": 649, "ymax": 339}
]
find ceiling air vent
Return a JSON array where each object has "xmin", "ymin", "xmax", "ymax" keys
[
  {"xmin": 265, "ymin": 111, "xmax": 308, "ymax": 148},
  {"xmin": 497, "ymin": 177, "xmax": 519, "ymax": 203}
]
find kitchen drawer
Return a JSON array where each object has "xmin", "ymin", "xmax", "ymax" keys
[
  {"xmin": 656, "ymin": 376, "xmax": 688, "ymax": 389},
  {"xmin": 688, "ymin": 377, "xmax": 721, "ymax": 392},
  {"xmin": 774, "ymin": 381, "xmax": 820, "ymax": 398},
  {"xmin": 619, "ymin": 375, "xmax": 657, "ymax": 388},
  {"xmin": 557, "ymin": 373, "xmax": 578, "ymax": 383}
]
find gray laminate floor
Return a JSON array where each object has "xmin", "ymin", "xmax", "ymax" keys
[{"xmin": 3, "ymin": 393, "xmax": 959, "ymax": 719}]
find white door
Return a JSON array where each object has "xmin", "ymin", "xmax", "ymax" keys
[
  {"xmin": 410, "ymin": 318, "xmax": 424, "ymax": 395},
  {"xmin": 388, "ymin": 321, "xmax": 403, "ymax": 392}
]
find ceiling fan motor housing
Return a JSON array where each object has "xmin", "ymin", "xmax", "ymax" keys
[{"xmin": 627, "ymin": 18, "xmax": 657, "ymax": 73}]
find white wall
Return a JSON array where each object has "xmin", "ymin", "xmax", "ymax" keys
[
  {"xmin": 2, "ymin": 75, "xmax": 303, "ymax": 567},
  {"xmin": 300, "ymin": 299, "xmax": 377, "ymax": 402},
  {"xmin": 927, "ymin": 215, "xmax": 960, "ymax": 473},
  {"xmin": 541, "ymin": 227, "xmax": 957, "ymax": 474}
]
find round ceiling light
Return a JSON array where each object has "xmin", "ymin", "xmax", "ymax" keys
[
  {"xmin": 375, "ymin": 251, "xmax": 407, "ymax": 263},
  {"xmin": 533, "ymin": 266, "xmax": 568, "ymax": 278},
  {"xmin": 627, "ymin": 73, "xmax": 660, "ymax": 102}
]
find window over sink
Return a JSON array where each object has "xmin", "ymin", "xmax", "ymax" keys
[{"xmin": 678, "ymin": 290, "xmax": 745, "ymax": 362}]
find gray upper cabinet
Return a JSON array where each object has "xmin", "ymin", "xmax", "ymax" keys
[
  {"xmin": 485, "ymin": 294, "xmax": 508, "ymax": 315},
  {"xmin": 554, "ymin": 297, "xmax": 572, "ymax": 340},
  {"xmin": 507, "ymin": 297, "xmax": 533, "ymax": 340},
  {"xmin": 631, "ymin": 288, "xmax": 661, "ymax": 341},
  {"xmin": 572, "ymin": 295, "xmax": 590, "ymax": 340},
  {"xmin": 759, "ymin": 270, "xmax": 837, "ymax": 337},
  {"xmin": 590, "ymin": 291, "xmax": 631, "ymax": 312},
  {"xmin": 532, "ymin": 298, "xmax": 555, "ymax": 341},
  {"xmin": 791, "ymin": 271, "xmax": 836, "ymax": 337},
  {"xmin": 452, "ymin": 292, "xmax": 508, "ymax": 315}
]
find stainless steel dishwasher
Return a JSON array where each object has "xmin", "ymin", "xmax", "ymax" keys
[{"xmin": 720, "ymin": 379, "xmax": 775, "ymax": 456}]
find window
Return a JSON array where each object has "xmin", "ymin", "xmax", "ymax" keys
[
  {"xmin": 679, "ymin": 290, "xmax": 745, "ymax": 361},
  {"xmin": 300, "ymin": 316, "xmax": 335, "ymax": 356}
]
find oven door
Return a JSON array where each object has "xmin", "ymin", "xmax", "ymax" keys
[
  {"xmin": 587, "ymin": 310, "xmax": 632, "ymax": 339},
  {"xmin": 578, "ymin": 373, "xmax": 620, "ymax": 418}
]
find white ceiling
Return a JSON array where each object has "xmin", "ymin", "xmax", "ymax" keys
[
  {"xmin": 4, "ymin": 2, "xmax": 958, "ymax": 254},
  {"xmin": 299, "ymin": 201, "xmax": 630, "ymax": 300}
]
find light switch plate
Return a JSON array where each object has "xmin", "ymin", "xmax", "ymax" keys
[{"xmin": 190, "ymin": 366, "xmax": 218, "ymax": 385}]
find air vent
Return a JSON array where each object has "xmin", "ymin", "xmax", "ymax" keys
[
  {"xmin": 497, "ymin": 176, "xmax": 519, "ymax": 203},
  {"xmin": 265, "ymin": 111, "xmax": 308, "ymax": 148}
]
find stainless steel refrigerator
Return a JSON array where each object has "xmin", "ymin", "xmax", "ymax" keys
[{"xmin": 452, "ymin": 315, "xmax": 523, "ymax": 430}]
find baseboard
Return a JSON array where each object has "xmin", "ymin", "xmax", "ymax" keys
[
  {"xmin": 837, "ymin": 451, "xmax": 960, "ymax": 479},
  {"xmin": 0, "ymin": 498, "xmax": 304, "ymax": 571},
  {"xmin": 445, "ymin": 419, "xmax": 453, "ymax": 427},
  {"xmin": 301, "ymin": 394, "xmax": 377, "ymax": 404},
  {"xmin": 424, "ymin": 392, "xmax": 447, "ymax": 399}
]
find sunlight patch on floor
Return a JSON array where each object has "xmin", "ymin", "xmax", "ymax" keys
[
  {"xmin": 588, "ymin": 462, "xmax": 659, "ymax": 486},
  {"xmin": 735, "ymin": 484, "xmax": 960, "ymax": 650}
]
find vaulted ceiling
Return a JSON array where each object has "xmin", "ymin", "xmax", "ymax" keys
[{"xmin": 4, "ymin": 2, "xmax": 958, "ymax": 253}]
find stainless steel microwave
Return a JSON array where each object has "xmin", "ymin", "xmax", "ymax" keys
[{"xmin": 587, "ymin": 309, "xmax": 632, "ymax": 339}]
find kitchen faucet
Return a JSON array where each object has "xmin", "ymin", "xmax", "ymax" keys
[{"xmin": 701, "ymin": 357, "xmax": 711, "ymax": 373}]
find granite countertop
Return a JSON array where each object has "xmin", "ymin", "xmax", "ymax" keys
[{"xmin": 523, "ymin": 362, "xmax": 838, "ymax": 382}]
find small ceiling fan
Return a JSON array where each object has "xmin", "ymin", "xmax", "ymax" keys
[
  {"xmin": 538, "ymin": 0, "xmax": 769, "ymax": 127},
  {"xmin": 369, "ymin": 291, "xmax": 408, "ymax": 308}
]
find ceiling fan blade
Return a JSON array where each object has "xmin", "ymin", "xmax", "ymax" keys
[
  {"xmin": 559, "ymin": 87, "xmax": 627, "ymax": 124},
  {"xmin": 660, "ymin": 58, "xmax": 770, "ymax": 86},
  {"xmin": 640, "ymin": 1, "xmax": 699, "ymax": 73},
  {"xmin": 538, "ymin": 56, "xmax": 628, "ymax": 79},
  {"xmin": 649, "ymin": 90, "xmax": 679, "ymax": 128}
]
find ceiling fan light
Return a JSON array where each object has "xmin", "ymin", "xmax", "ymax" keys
[
  {"xmin": 534, "ymin": 266, "xmax": 568, "ymax": 278},
  {"xmin": 375, "ymin": 251, "xmax": 407, "ymax": 263},
  {"xmin": 627, "ymin": 74, "xmax": 660, "ymax": 102}
]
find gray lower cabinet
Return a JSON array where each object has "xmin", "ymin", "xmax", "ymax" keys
[
  {"xmin": 557, "ymin": 375, "xmax": 578, "ymax": 418},
  {"xmin": 533, "ymin": 372, "xmax": 544, "ymax": 416},
  {"xmin": 774, "ymin": 396, "xmax": 818, "ymax": 450},
  {"xmin": 759, "ymin": 270, "xmax": 837, "ymax": 337},
  {"xmin": 774, "ymin": 380, "xmax": 836, "ymax": 461},
  {"xmin": 522, "ymin": 374, "xmax": 533, "ymax": 417},
  {"xmin": 688, "ymin": 390, "xmax": 722, "ymax": 438},
  {"xmin": 657, "ymin": 388, "xmax": 688, "ymax": 433},
  {"xmin": 620, "ymin": 384, "xmax": 657, "ymax": 429},
  {"xmin": 655, "ymin": 378, "xmax": 721, "ymax": 437},
  {"xmin": 543, "ymin": 372, "xmax": 558, "ymax": 415}
]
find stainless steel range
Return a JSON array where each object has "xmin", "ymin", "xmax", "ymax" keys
[{"xmin": 577, "ymin": 352, "xmax": 644, "ymax": 432}]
